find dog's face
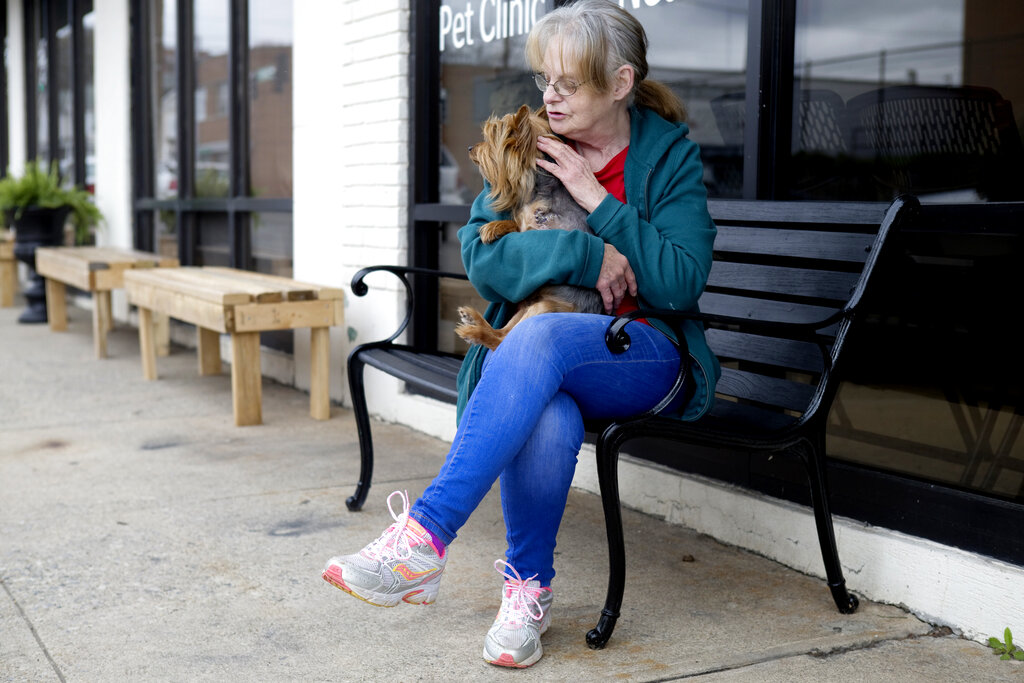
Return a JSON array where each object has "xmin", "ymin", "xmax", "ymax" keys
[{"xmin": 469, "ymin": 105, "xmax": 552, "ymax": 214}]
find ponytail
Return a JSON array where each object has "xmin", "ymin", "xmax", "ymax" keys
[{"xmin": 635, "ymin": 79, "xmax": 687, "ymax": 123}]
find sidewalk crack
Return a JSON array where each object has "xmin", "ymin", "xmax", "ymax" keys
[{"xmin": 1, "ymin": 575, "xmax": 67, "ymax": 682}]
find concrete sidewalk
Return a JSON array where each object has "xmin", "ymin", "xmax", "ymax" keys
[{"xmin": 1, "ymin": 300, "xmax": 1018, "ymax": 681}]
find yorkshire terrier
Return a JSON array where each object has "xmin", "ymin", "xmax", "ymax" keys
[{"xmin": 456, "ymin": 104, "xmax": 603, "ymax": 350}]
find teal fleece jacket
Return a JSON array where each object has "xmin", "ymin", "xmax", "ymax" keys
[{"xmin": 455, "ymin": 105, "xmax": 720, "ymax": 423}]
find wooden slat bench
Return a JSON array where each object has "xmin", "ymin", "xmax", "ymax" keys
[
  {"xmin": 123, "ymin": 266, "xmax": 344, "ymax": 426},
  {"xmin": 34, "ymin": 246, "xmax": 180, "ymax": 357},
  {"xmin": 342, "ymin": 196, "xmax": 919, "ymax": 649},
  {"xmin": 0, "ymin": 231, "xmax": 15, "ymax": 307}
]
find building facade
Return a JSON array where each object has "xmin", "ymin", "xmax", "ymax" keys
[{"xmin": 4, "ymin": 0, "xmax": 1022, "ymax": 642}]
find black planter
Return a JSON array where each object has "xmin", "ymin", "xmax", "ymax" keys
[{"xmin": 11, "ymin": 206, "xmax": 71, "ymax": 324}]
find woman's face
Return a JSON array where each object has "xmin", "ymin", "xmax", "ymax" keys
[{"xmin": 538, "ymin": 41, "xmax": 622, "ymax": 143}]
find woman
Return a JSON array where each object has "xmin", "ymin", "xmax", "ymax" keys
[{"xmin": 323, "ymin": 0, "xmax": 719, "ymax": 668}]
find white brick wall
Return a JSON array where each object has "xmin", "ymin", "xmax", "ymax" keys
[{"xmin": 293, "ymin": 0, "xmax": 421, "ymax": 418}]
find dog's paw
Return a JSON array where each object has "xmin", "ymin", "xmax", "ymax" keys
[{"xmin": 457, "ymin": 306, "xmax": 481, "ymax": 327}]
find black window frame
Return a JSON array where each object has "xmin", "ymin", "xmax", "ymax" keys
[
  {"xmin": 22, "ymin": 0, "xmax": 92, "ymax": 189},
  {"xmin": 408, "ymin": 0, "xmax": 1024, "ymax": 566},
  {"xmin": 128, "ymin": 0, "xmax": 292, "ymax": 268}
]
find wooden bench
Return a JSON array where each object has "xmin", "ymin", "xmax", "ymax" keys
[
  {"xmin": 34, "ymin": 246, "xmax": 180, "ymax": 357},
  {"xmin": 124, "ymin": 266, "xmax": 344, "ymax": 426},
  {"xmin": 342, "ymin": 196, "xmax": 919, "ymax": 648},
  {"xmin": 0, "ymin": 231, "xmax": 15, "ymax": 308}
]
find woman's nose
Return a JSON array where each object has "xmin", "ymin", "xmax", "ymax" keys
[{"xmin": 542, "ymin": 86, "xmax": 561, "ymax": 105}]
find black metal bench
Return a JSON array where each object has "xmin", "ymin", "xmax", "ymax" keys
[{"xmin": 345, "ymin": 196, "xmax": 919, "ymax": 649}]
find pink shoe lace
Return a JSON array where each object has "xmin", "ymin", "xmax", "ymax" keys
[
  {"xmin": 493, "ymin": 559, "xmax": 546, "ymax": 626},
  {"xmin": 361, "ymin": 490, "xmax": 425, "ymax": 562}
]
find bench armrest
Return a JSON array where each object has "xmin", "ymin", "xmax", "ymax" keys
[{"xmin": 350, "ymin": 265, "xmax": 469, "ymax": 346}]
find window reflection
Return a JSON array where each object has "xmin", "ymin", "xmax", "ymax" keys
[
  {"xmin": 251, "ymin": 212, "xmax": 293, "ymax": 277},
  {"xmin": 794, "ymin": 0, "xmax": 1024, "ymax": 202},
  {"xmin": 56, "ymin": 4, "xmax": 73, "ymax": 188},
  {"xmin": 195, "ymin": 212, "xmax": 230, "ymax": 266},
  {"xmin": 194, "ymin": 0, "xmax": 229, "ymax": 199},
  {"xmin": 249, "ymin": 0, "xmax": 293, "ymax": 199},
  {"xmin": 152, "ymin": 0, "xmax": 178, "ymax": 200},
  {"xmin": 83, "ymin": 9, "xmax": 95, "ymax": 192},
  {"xmin": 34, "ymin": 3, "xmax": 48, "ymax": 161}
]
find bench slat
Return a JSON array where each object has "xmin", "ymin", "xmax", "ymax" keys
[
  {"xmin": 714, "ymin": 226, "xmax": 873, "ymax": 263},
  {"xmin": 706, "ymin": 199, "xmax": 886, "ymax": 226},
  {"xmin": 707, "ymin": 261, "xmax": 859, "ymax": 301},
  {"xmin": 705, "ymin": 328, "xmax": 825, "ymax": 374},
  {"xmin": 170, "ymin": 268, "xmax": 285, "ymax": 303},
  {"xmin": 361, "ymin": 348, "xmax": 461, "ymax": 402},
  {"xmin": 203, "ymin": 267, "xmax": 315, "ymax": 301},
  {"xmin": 716, "ymin": 366, "xmax": 815, "ymax": 414},
  {"xmin": 125, "ymin": 268, "xmax": 253, "ymax": 305},
  {"xmin": 699, "ymin": 292, "xmax": 838, "ymax": 326},
  {"xmin": 204, "ymin": 266, "xmax": 344, "ymax": 301}
]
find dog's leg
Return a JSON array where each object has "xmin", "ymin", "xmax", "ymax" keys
[
  {"xmin": 456, "ymin": 306, "xmax": 506, "ymax": 350},
  {"xmin": 479, "ymin": 219, "xmax": 521, "ymax": 244}
]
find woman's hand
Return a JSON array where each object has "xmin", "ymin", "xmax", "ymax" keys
[
  {"xmin": 536, "ymin": 136, "xmax": 608, "ymax": 213},
  {"xmin": 596, "ymin": 243, "xmax": 637, "ymax": 313}
]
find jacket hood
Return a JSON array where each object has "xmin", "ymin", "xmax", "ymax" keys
[{"xmin": 628, "ymin": 105, "xmax": 691, "ymax": 170}]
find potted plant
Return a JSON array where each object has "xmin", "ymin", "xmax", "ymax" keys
[{"xmin": 0, "ymin": 160, "xmax": 103, "ymax": 323}]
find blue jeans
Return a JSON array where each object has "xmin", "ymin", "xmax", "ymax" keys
[{"xmin": 409, "ymin": 313, "xmax": 681, "ymax": 586}]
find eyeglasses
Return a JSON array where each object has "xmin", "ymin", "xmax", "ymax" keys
[{"xmin": 533, "ymin": 72, "xmax": 587, "ymax": 97}]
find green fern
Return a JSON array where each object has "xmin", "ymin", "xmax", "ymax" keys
[{"xmin": 0, "ymin": 160, "xmax": 102, "ymax": 244}]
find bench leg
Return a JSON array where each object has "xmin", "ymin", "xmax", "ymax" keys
[
  {"xmin": 346, "ymin": 347, "xmax": 376, "ymax": 511},
  {"xmin": 45, "ymin": 279, "xmax": 67, "ymax": 332},
  {"xmin": 93, "ymin": 290, "xmax": 112, "ymax": 359},
  {"xmin": 138, "ymin": 307, "xmax": 158, "ymax": 380},
  {"xmin": 155, "ymin": 313, "xmax": 171, "ymax": 357},
  {"xmin": 230, "ymin": 331, "xmax": 262, "ymax": 426},
  {"xmin": 309, "ymin": 327, "xmax": 330, "ymax": 420},
  {"xmin": 586, "ymin": 421, "xmax": 632, "ymax": 650},
  {"xmin": 796, "ymin": 432, "xmax": 859, "ymax": 614},
  {"xmin": 197, "ymin": 327, "xmax": 222, "ymax": 375},
  {"xmin": 1, "ymin": 259, "xmax": 15, "ymax": 307}
]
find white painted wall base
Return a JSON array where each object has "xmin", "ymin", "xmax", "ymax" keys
[
  {"xmin": 570, "ymin": 448, "xmax": 1024, "ymax": 645},
  {"xmin": 336, "ymin": 388, "xmax": 1024, "ymax": 644}
]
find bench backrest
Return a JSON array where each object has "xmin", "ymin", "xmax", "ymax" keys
[{"xmin": 701, "ymin": 198, "xmax": 915, "ymax": 421}]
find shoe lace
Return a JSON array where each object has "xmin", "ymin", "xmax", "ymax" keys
[
  {"xmin": 363, "ymin": 490, "xmax": 420, "ymax": 562},
  {"xmin": 493, "ymin": 559, "xmax": 545, "ymax": 627}
]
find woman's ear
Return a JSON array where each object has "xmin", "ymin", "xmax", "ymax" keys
[{"xmin": 612, "ymin": 65, "xmax": 635, "ymax": 101}]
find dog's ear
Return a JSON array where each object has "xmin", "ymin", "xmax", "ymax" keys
[{"xmin": 512, "ymin": 106, "xmax": 537, "ymax": 149}]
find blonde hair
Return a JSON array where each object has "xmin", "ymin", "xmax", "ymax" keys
[{"xmin": 525, "ymin": 0, "xmax": 686, "ymax": 122}]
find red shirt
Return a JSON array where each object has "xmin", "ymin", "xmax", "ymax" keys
[{"xmin": 593, "ymin": 146, "xmax": 642, "ymax": 319}]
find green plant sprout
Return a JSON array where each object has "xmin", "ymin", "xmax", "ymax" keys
[{"xmin": 988, "ymin": 627, "xmax": 1024, "ymax": 661}]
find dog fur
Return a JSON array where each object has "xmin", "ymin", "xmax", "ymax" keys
[{"xmin": 456, "ymin": 105, "xmax": 603, "ymax": 351}]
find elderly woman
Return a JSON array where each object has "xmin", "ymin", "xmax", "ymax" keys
[{"xmin": 323, "ymin": 0, "xmax": 718, "ymax": 668}]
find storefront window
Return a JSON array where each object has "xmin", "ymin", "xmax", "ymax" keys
[
  {"xmin": 434, "ymin": 0, "xmax": 749, "ymax": 351},
  {"xmin": 83, "ymin": 8, "xmax": 94, "ymax": 192},
  {"xmin": 793, "ymin": 0, "xmax": 1024, "ymax": 501},
  {"xmin": 248, "ymin": 0, "xmax": 293, "ymax": 200},
  {"xmin": 23, "ymin": 0, "xmax": 94, "ymax": 211},
  {"xmin": 55, "ymin": 2, "xmax": 73, "ymax": 187},
  {"xmin": 793, "ymin": 0, "xmax": 1024, "ymax": 202},
  {"xmin": 194, "ymin": 0, "xmax": 229, "ymax": 200},
  {"xmin": 33, "ymin": 4, "xmax": 49, "ymax": 162},
  {"xmin": 152, "ymin": 1, "xmax": 178, "ymax": 201},
  {"xmin": 136, "ymin": 0, "xmax": 293, "ymax": 276}
]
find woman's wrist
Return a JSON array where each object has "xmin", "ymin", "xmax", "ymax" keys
[{"xmin": 582, "ymin": 188, "xmax": 611, "ymax": 214}]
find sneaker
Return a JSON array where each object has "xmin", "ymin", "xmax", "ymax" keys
[
  {"xmin": 322, "ymin": 490, "xmax": 446, "ymax": 607},
  {"xmin": 483, "ymin": 559, "xmax": 554, "ymax": 668}
]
